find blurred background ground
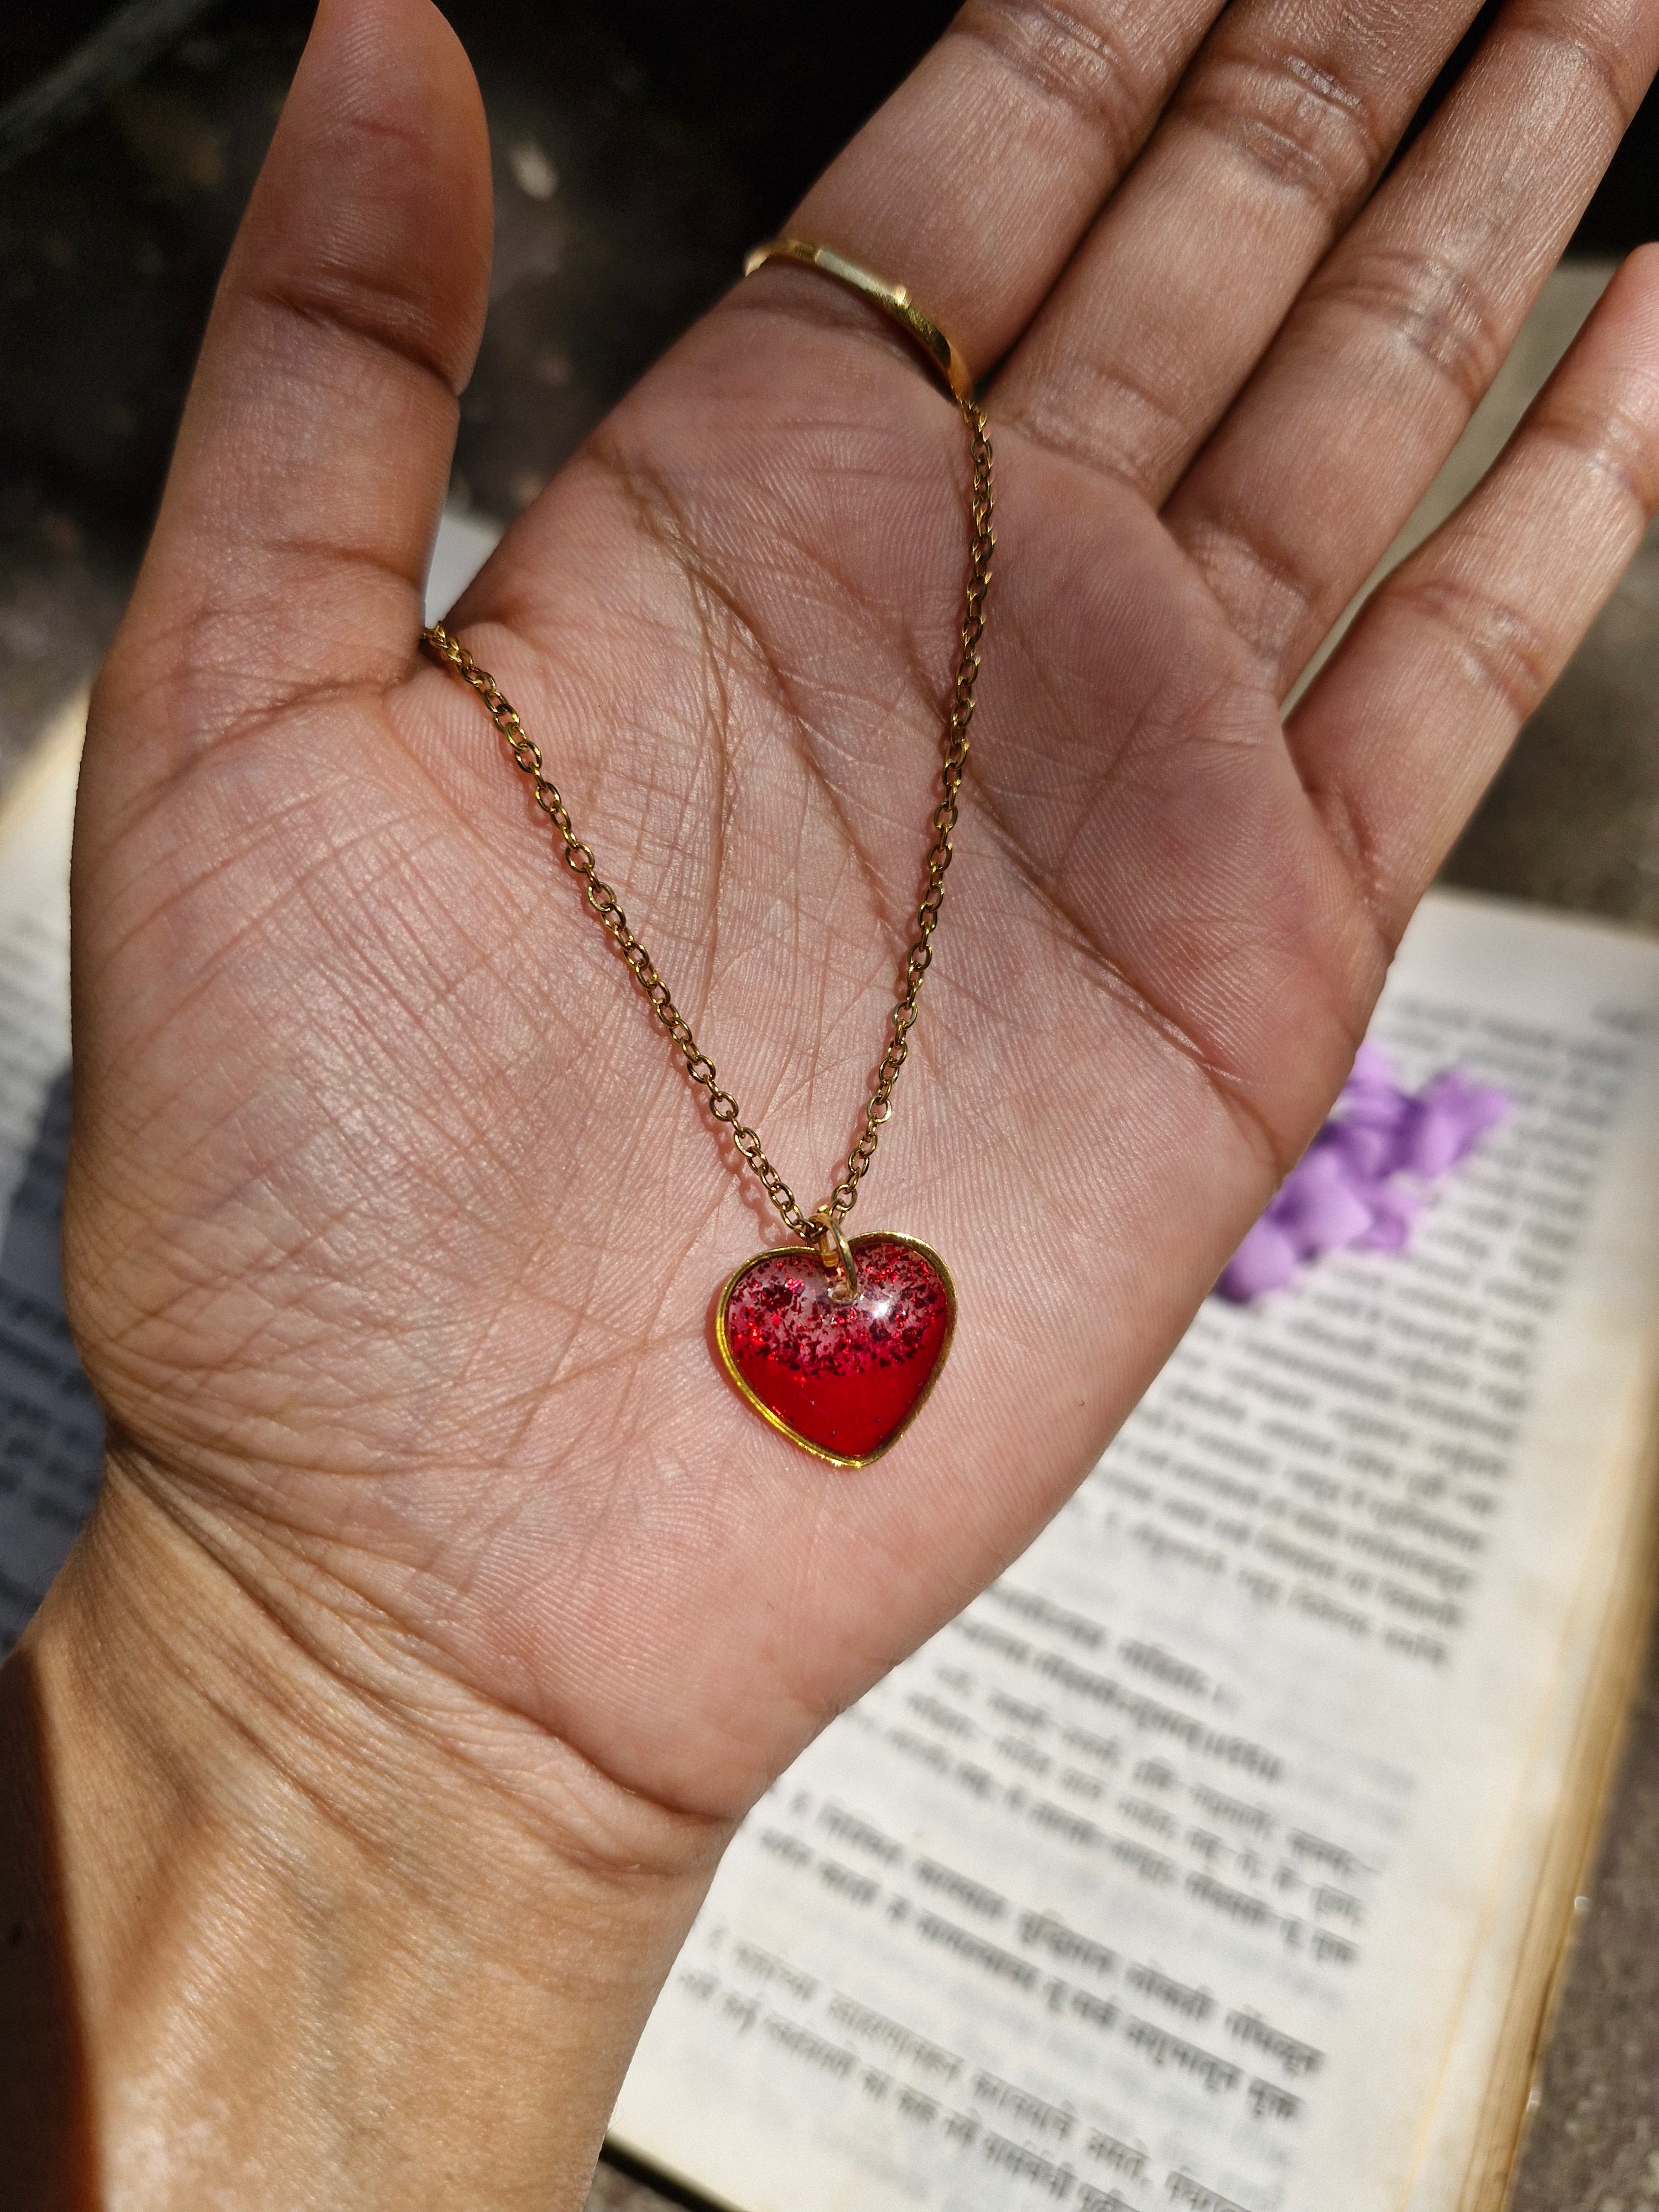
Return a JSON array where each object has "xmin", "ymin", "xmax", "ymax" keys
[{"xmin": 1, "ymin": 7, "xmax": 1657, "ymax": 2208}]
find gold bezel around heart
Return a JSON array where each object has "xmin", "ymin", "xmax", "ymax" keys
[{"xmin": 714, "ymin": 1233, "xmax": 958, "ymax": 1469}]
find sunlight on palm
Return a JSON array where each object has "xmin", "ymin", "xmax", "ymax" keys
[{"xmin": 60, "ymin": 0, "xmax": 1659, "ymax": 1818}]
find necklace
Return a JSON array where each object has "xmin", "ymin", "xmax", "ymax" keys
[{"xmin": 424, "ymin": 238, "xmax": 993, "ymax": 1467}]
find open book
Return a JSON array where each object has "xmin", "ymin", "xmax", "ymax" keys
[{"xmin": 609, "ymin": 893, "xmax": 1659, "ymax": 2212}]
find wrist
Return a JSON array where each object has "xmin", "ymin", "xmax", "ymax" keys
[{"xmin": 3, "ymin": 1460, "xmax": 724, "ymax": 2209}]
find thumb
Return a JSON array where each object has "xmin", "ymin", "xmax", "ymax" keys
[{"xmin": 110, "ymin": 0, "xmax": 491, "ymax": 738}]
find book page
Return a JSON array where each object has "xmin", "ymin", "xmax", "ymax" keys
[
  {"xmin": 0, "ymin": 700, "xmax": 103, "ymax": 1647},
  {"xmin": 611, "ymin": 891, "xmax": 1659, "ymax": 2212}
]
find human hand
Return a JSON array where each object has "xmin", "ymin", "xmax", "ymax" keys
[{"xmin": 22, "ymin": 0, "xmax": 1659, "ymax": 2199}]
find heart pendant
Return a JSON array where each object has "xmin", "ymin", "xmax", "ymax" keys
[{"xmin": 715, "ymin": 1232, "xmax": 956, "ymax": 1468}]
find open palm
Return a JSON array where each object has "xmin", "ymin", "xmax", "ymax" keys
[{"xmin": 65, "ymin": 0, "xmax": 1659, "ymax": 1839}]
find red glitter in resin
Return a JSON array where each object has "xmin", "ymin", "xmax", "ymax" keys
[{"xmin": 717, "ymin": 1234, "xmax": 954, "ymax": 1464}]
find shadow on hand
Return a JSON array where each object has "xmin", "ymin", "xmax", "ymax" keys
[{"xmin": 0, "ymin": 1636, "xmax": 96, "ymax": 2209}]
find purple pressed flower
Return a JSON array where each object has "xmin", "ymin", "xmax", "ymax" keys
[
  {"xmin": 1215, "ymin": 1048, "xmax": 1511, "ymax": 1305},
  {"xmin": 1219, "ymin": 1218, "xmax": 1302, "ymax": 1301}
]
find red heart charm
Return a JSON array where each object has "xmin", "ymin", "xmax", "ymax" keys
[{"xmin": 716, "ymin": 1233, "xmax": 956, "ymax": 1467}]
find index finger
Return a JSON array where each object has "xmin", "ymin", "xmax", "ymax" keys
[{"xmin": 735, "ymin": 0, "xmax": 1232, "ymax": 387}]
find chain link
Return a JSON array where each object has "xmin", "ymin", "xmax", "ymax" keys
[{"xmin": 423, "ymin": 394, "xmax": 993, "ymax": 1241}]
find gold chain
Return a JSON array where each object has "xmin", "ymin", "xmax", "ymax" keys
[{"xmin": 423, "ymin": 394, "xmax": 993, "ymax": 1243}]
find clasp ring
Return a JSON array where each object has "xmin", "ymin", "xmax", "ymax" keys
[{"xmin": 813, "ymin": 1207, "xmax": 860, "ymax": 1302}]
